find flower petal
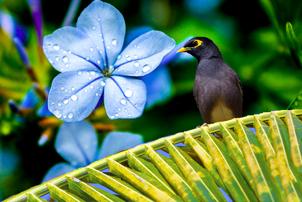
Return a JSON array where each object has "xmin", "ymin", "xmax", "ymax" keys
[
  {"xmin": 77, "ymin": 0, "xmax": 125, "ymax": 66},
  {"xmin": 124, "ymin": 26, "xmax": 152, "ymax": 46},
  {"xmin": 113, "ymin": 30, "xmax": 175, "ymax": 77},
  {"xmin": 37, "ymin": 100, "xmax": 52, "ymax": 117},
  {"xmin": 48, "ymin": 70, "xmax": 104, "ymax": 122},
  {"xmin": 142, "ymin": 66, "xmax": 172, "ymax": 108},
  {"xmin": 42, "ymin": 163, "xmax": 74, "ymax": 182},
  {"xmin": 43, "ymin": 26, "xmax": 103, "ymax": 72},
  {"xmin": 55, "ymin": 121, "xmax": 98, "ymax": 167},
  {"xmin": 21, "ymin": 88, "xmax": 39, "ymax": 109},
  {"xmin": 97, "ymin": 131, "xmax": 143, "ymax": 158},
  {"xmin": 104, "ymin": 76, "xmax": 146, "ymax": 119}
]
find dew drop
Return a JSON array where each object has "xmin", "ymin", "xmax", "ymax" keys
[
  {"xmin": 90, "ymin": 85, "xmax": 94, "ymax": 89},
  {"xmin": 85, "ymin": 57, "xmax": 90, "ymax": 61},
  {"xmin": 53, "ymin": 44, "xmax": 60, "ymax": 50},
  {"xmin": 63, "ymin": 115, "xmax": 67, "ymax": 118},
  {"xmin": 142, "ymin": 64, "xmax": 150, "ymax": 73},
  {"xmin": 60, "ymin": 87, "xmax": 65, "ymax": 91},
  {"xmin": 111, "ymin": 39, "xmax": 117, "ymax": 46},
  {"xmin": 58, "ymin": 102, "xmax": 62, "ymax": 107},
  {"xmin": 90, "ymin": 47, "xmax": 94, "ymax": 52},
  {"xmin": 96, "ymin": 93, "xmax": 99, "ymax": 96},
  {"xmin": 55, "ymin": 56, "xmax": 60, "ymax": 62},
  {"xmin": 54, "ymin": 110, "xmax": 62, "ymax": 118},
  {"xmin": 125, "ymin": 90, "xmax": 133, "ymax": 98},
  {"xmin": 71, "ymin": 87, "xmax": 75, "ymax": 91},
  {"xmin": 126, "ymin": 55, "xmax": 131, "ymax": 61},
  {"xmin": 90, "ymin": 71, "xmax": 96, "ymax": 76},
  {"xmin": 92, "ymin": 26, "xmax": 96, "ymax": 30},
  {"xmin": 68, "ymin": 113, "xmax": 74, "ymax": 119},
  {"xmin": 97, "ymin": 17, "xmax": 101, "ymax": 21},
  {"xmin": 120, "ymin": 99, "xmax": 127, "ymax": 105},
  {"xmin": 63, "ymin": 99, "xmax": 69, "ymax": 104},
  {"xmin": 134, "ymin": 61, "xmax": 140, "ymax": 67},
  {"xmin": 134, "ymin": 54, "xmax": 138, "ymax": 59},
  {"xmin": 97, "ymin": 60, "xmax": 101, "ymax": 65},
  {"xmin": 100, "ymin": 80, "xmax": 106, "ymax": 86},
  {"xmin": 117, "ymin": 55, "xmax": 121, "ymax": 60},
  {"xmin": 62, "ymin": 56, "xmax": 69, "ymax": 63},
  {"xmin": 78, "ymin": 71, "xmax": 82, "ymax": 75},
  {"xmin": 71, "ymin": 95, "xmax": 78, "ymax": 101}
]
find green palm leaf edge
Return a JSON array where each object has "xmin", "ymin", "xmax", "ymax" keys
[{"xmin": 5, "ymin": 109, "xmax": 302, "ymax": 202}]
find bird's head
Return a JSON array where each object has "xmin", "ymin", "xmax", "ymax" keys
[{"xmin": 177, "ymin": 37, "xmax": 221, "ymax": 60}]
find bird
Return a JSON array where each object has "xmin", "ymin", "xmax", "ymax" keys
[{"xmin": 177, "ymin": 37, "xmax": 242, "ymax": 124}]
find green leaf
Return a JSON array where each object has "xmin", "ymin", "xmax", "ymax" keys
[{"xmin": 4, "ymin": 110, "xmax": 302, "ymax": 202}]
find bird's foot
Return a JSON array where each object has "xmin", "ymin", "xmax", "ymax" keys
[{"xmin": 196, "ymin": 122, "xmax": 208, "ymax": 128}]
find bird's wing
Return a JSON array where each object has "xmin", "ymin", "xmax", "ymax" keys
[{"xmin": 221, "ymin": 64, "xmax": 243, "ymax": 117}]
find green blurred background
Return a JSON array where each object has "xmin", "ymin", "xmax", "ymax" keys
[{"xmin": 0, "ymin": 0, "xmax": 301, "ymax": 199}]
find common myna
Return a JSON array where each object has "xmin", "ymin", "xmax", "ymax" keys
[{"xmin": 178, "ymin": 37, "xmax": 242, "ymax": 124}]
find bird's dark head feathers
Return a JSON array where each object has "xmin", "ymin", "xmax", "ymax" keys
[{"xmin": 178, "ymin": 37, "xmax": 222, "ymax": 60}]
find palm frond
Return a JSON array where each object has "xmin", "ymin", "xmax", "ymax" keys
[{"xmin": 5, "ymin": 109, "xmax": 302, "ymax": 202}]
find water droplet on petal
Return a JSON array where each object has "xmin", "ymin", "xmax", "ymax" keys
[
  {"xmin": 58, "ymin": 102, "xmax": 62, "ymax": 107},
  {"xmin": 101, "ymin": 80, "xmax": 106, "ymax": 86},
  {"xmin": 55, "ymin": 56, "xmax": 60, "ymax": 62},
  {"xmin": 134, "ymin": 54, "xmax": 138, "ymax": 59},
  {"xmin": 90, "ymin": 47, "xmax": 94, "ymax": 52},
  {"xmin": 71, "ymin": 95, "xmax": 78, "ymax": 101},
  {"xmin": 92, "ymin": 26, "xmax": 96, "ymax": 30},
  {"xmin": 111, "ymin": 39, "xmax": 117, "ymax": 46},
  {"xmin": 54, "ymin": 110, "xmax": 62, "ymax": 118},
  {"xmin": 90, "ymin": 71, "xmax": 96, "ymax": 76},
  {"xmin": 78, "ymin": 71, "xmax": 82, "ymax": 75},
  {"xmin": 125, "ymin": 90, "xmax": 133, "ymax": 98},
  {"xmin": 86, "ymin": 57, "xmax": 90, "ymax": 61},
  {"xmin": 71, "ymin": 87, "xmax": 75, "ymax": 91},
  {"xmin": 97, "ymin": 17, "xmax": 101, "ymax": 21},
  {"xmin": 96, "ymin": 93, "xmax": 99, "ymax": 96},
  {"xmin": 134, "ymin": 61, "xmax": 140, "ymax": 67},
  {"xmin": 62, "ymin": 56, "xmax": 69, "ymax": 63},
  {"xmin": 126, "ymin": 55, "xmax": 131, "ymax": 61},
  {"xmin": 60, "ymin": 87, "xmax": 65, "ymax": 91},
  {"xmin": 97, "ymin": 60, "xmax": 101, "ymax": 65},
  {"xmin": 53, "ymin": 44, "xmax": 60, "ymax": 50},
  {"xmin": 117, "ymin": 55, "xmax": 121, "ymax": 60},
  {"xmin": 120, "ymin": 99, "xmax": 127, "ymax": 105},
  {"xmin": 63, "ymin": 99, "xmax": 69, "ymax": 104},
  {"xmin": 68, "ymin": 113, "xmax": 73, "ymax": 119},
  {"xmin": 142, "ymin": 64, "xmax": 150, "ymax": 73}
]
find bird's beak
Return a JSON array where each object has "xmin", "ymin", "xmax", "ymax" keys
[{"xmin": 177, "ymin": 47, "xmax": 189, "ymax": 53}]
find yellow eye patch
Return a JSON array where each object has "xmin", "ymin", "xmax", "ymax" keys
[{"xmin": 192, "ymin": 39, "xmax": 203, "ymax": 48}]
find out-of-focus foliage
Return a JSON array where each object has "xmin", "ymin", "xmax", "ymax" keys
[{"xmin": 0, "ymin": 0, "xmax": 301, "ymax": 200}]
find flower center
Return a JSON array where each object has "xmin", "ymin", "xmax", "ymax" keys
[{"xmin": 102, "ymin": 65, "xmax": 114, "ymax": 77}]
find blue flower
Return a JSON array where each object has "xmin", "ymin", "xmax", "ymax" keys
[
  {"xmin": 43, "ymin": 0, "xmax": 175, "ymax": 122},
  {"xmin": 125, "ymin": 27, "xmax": 190, "ymax": 108},
  {"xmin": 43, "ymin": 121, "xmax": 143, "ymax": 181}
]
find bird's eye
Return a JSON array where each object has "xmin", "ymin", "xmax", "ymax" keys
[{"xmin": 191, "ymin": 41, "xmax": 198, "ymax": 46}]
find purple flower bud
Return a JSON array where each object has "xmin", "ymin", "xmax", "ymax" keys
[
  {"xmin": 8, "ymin": 100, "xmax": 20, "ymax": 114},
  {"xmin": 62, "ymin": 0, "xmax": 81, "ymax": 26},
  {"xmin": 13, "ymin": 37, "xmax": 30, "ymax": 67},
  {"xmin": 27, "ymin": 0, "xmax": 43, "ymax": 45}
]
